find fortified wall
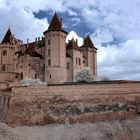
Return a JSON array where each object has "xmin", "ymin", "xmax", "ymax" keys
[{"xmin": 0, "ymin": 81, "xmax": 140, "ymax": 126}]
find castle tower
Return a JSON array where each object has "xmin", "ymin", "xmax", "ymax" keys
[
  {"xmin": 43, "ymin": 13, "xmax": 68, "ymax": 83},
  {"xmin": 81, "ymin": 35, "xmax": 97, "ymax": 80},
  {"xmin": 0, "ymin": 28, "xmax": 19, "ymax": 82}
]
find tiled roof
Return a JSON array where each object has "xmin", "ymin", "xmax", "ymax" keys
[
  {"xmin": 27, "ymin": 42, "xmax": 36, "ymax": 51},
  {"xmin": 1, "ymin": 28, "xmax": 12, "ymax": 44},
  {"xmin": 67, "ymin": 38, "xmax": 82, "ymax": 51},
  {"xmin": 44, "ymin": 12, "xmax": 68, "ymax": 34},
  {"xmin": 48, "ymin": 12, "xmax": 62, "ymax": 31},
  {"xmin": 16, "ymin": 42, "xmax": 42, "ymax": 59},
  {"xmin": 82, "ymin": 35, "xmax": 97, "ymax": 50}
]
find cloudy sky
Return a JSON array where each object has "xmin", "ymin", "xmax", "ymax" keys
[{"xmin": 0, "ymin": 0, "xmax": 140, "ymax": 80}]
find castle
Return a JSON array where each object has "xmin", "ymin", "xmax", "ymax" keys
[{"xmin": 0, "ymin": 13, "xmax": 97, "ymax": 84}]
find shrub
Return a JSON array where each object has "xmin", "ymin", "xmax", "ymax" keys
[
  {"xmin": 101, "ymin": 75, "xmax": 110, "ymax": 81},
  {"xmin": 75, "ymin": 67, "xmax": 94, "ymax": 82},
  {"xmin": 21, "ymin": 77, "xmax": 47, "ymax": 86}
]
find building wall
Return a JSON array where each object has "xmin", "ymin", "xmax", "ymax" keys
[
  {"xmin": 0, "ymin": 29, "xmax": 97, "ymax": 83},
  {"xmin": 81, "ymin": 47, "xmax": 97, "ymax": 80},
  {"xmin": 87, "ymin": 48, "xmax": 97, "ymax": 80},
  {"xmin": 0, "ymin": 43, "xmax": 21, "ymax": 82},
  {"xmin": 2, "ymin": 82, "xmax": 140, "ymax": 125},
  {"xmin": 66, "ymin": 57, "xmax": 72, "ymax": 82},
  {"xmin": 72, "ymin": 49, "xmax": 84, "ymax": 81},
  {"xmin": 44, "ymin": 31, "xmax": 67, "ymax": 83}
]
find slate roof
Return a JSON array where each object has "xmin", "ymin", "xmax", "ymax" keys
[
  {"xmin": 82, "ymin": 35, "xmax": 97, "ymax": 50},
  {"xmin": 44, "ymin": 12, "xmax": 67, "ymax": 34},
  {"xmin": 67, "ymin": 38, "xmax": 82, "ymax": 51},
  {"xmin": 1, "ymin": 28, "xmax": 12, "ymax": 44}
]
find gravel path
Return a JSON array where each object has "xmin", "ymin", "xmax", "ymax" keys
[{"xmin": 1, "ymin": 117, "xmax": 140, "ymax": 140}]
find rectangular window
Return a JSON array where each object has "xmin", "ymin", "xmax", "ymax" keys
[
  {"xmin": 3, "ymin": 50, "xmax": 7, "ymax": 56},
  {"xmin": 48, "ymin": 40, "xmax": 50, "ymax": 45},
  {"xmin": 79, "ymin": 58, "xmax": 81, "ymax": 66},
  {"xmin": 83, "ymin": 60, "xmax": 85, "ymax": 64},
  {"xmin": 35, "ymin": 74, "xmax": 37, "ymax": 79},
  {"xmin": 48, "ymin": 59, "xmax": 51, "ymax": 66},
  {"xmin": 2, "ymin": 65, "xmax": 5, "ymax": 71},
  {"xmin": 48, "ymin": 49, "xmax": 50, "ymax": 56},
  {"xmin": 43, "ymin": 64, "xmax": 45, "ymax": 70},
  {"xmin": 15, "ymin": 73, "xmax": 19, "ymax": 79}
]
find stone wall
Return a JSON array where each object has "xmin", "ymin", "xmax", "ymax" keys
[
  {"xmin": 1, "ymin": 82, "xmax": 140, "ymax": 126},
  {"xmin": 0, "ymin": 91, "xmax": 11, "ymax": 122}
]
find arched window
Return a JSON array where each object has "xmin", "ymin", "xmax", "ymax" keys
[{"xmin": 35, "ymin": 74, "xmax": 37, "ymax": 79}]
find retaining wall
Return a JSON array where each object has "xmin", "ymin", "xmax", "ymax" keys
[{"xmin": 1, "ymin": 82, "xmax": 140, "ymax": 126}]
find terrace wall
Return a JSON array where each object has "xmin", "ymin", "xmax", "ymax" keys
[{"xmin": 1, "ymin": 82, "xmax": 140, "ymax": 126}]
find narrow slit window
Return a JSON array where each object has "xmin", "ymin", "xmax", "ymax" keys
[
  {"xmin": 48, "ymin": 49, "xmax": 50, "ymax": 56},
  {"xmin": 48, "ymin": 59, "xmax": 51, "ymax": 66}
]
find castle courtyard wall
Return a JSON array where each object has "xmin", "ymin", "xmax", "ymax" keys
[{"xmin": 1, "ymin": 82, "xmax": 140, "ymax": 126}]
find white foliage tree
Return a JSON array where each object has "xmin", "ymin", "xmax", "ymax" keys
[
  {"xmin": 21, "ymin": 77, "xmax": 47, "ymax": 86},
  {"xmin": 75, "ymin": 67, "xmax": 94, "ymax": 82}
]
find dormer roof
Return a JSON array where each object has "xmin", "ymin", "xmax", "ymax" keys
[
  {"xmin": 1, "ymin": 28, "xmax": 12, "ymax": 44},
  {"xmin": 82, "ymin": 35, "xmax": 97, "ymax": 50}
]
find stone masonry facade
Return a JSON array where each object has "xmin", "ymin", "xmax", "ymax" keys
[{"xmin": 0, "ymin": 12, "xmax": 97, "ymax": 84}]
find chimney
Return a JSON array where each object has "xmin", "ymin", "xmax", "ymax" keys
[
  {"xmin": 35, "ymin": 37, "xmax": 37, "ymax": 42},
  {"xmin": 27, "ymin": 38, "xmax": 29, "ymax": 47},
  {"xmin": 76, "ymin": 39, "xmax": 78, "ymax": 45}
]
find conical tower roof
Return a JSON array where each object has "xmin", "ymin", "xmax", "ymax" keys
[
  {"xmin": 1, "ymin": 28, "xmax": 12, "ymax": 44},
  {"xmin": 48, "ymin": 12, "xmax": 62, "ymax": 31},
  {"xmin": 44, "ymin": 12, "xmax": 67, "ymax": 34}
]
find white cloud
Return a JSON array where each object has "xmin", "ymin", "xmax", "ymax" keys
[
  {"xmin": 91, "ymin": 28, "xmax": 113, "ymax": 44},
  {"xmin": 81, "ymin": 0, "xmax": 140, "ymax": 42},
  {"xmin": 66, "ymin": 31, "xmax": 83, "ymax": 46},
  {"xmin": 97, "ymin": 40, "xmax": 140, "ymax": 80},
  {"xmin": 0, "ymin": 1, "xmax": 49, "ymax": 43},
  {"xmin": 71, "ymin": 17, "xmax": 81, "ymax": 26}
]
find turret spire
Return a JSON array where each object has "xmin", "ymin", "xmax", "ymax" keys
[
  {"xmin": 48, "ymin": 12, "xmax": 62, "ymax": 31},
  {"xmin": 44, "ymin": 12, "xmax": 67, "ymax": 35},
  {"xmin": 1, "ymin": 28, "xmax": 12, "ymax": 44}
]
